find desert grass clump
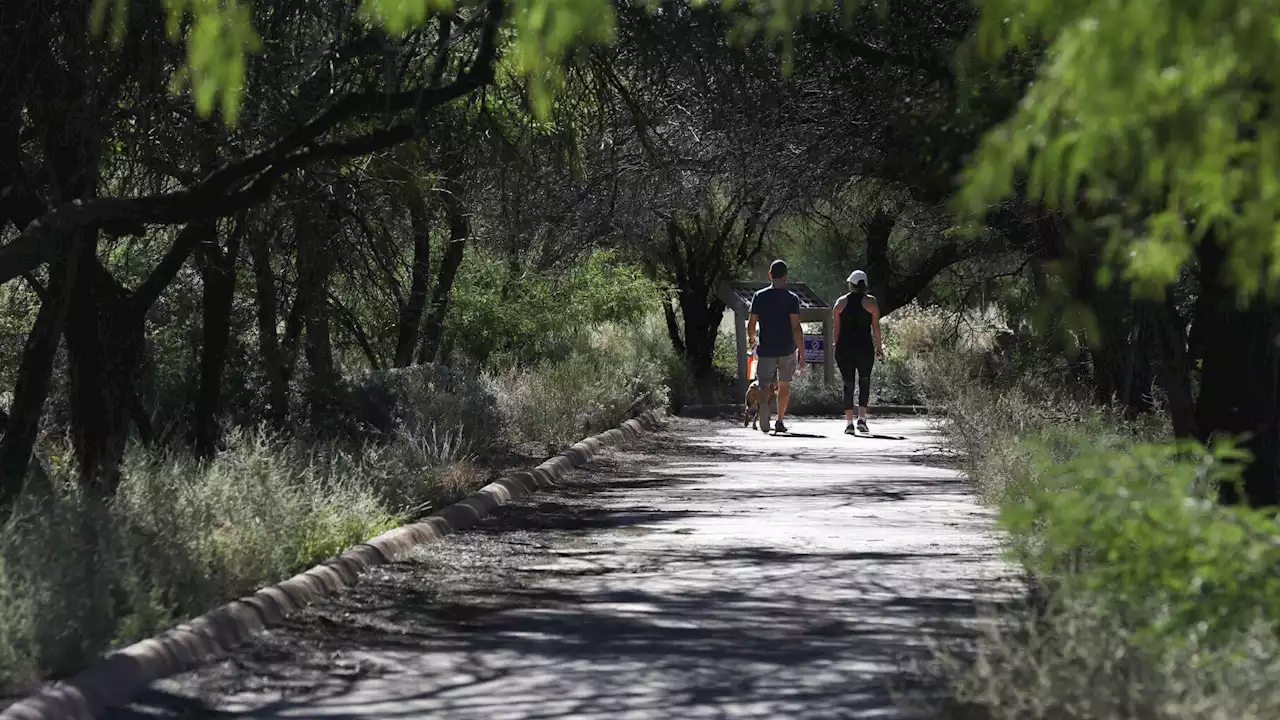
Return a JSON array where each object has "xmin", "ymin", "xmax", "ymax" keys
[{"xmin": 0, "ymin": 430, "xmax": 399, "ymax": 692}]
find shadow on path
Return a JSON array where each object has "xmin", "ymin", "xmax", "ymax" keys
[{"xmin": 113, "ymin": 417, "xmax": 1015, "ymax": 720}]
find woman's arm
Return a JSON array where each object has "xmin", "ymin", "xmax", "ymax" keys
[
  {"xmin": 865, "ymin": 295, "xmax": 884, "ymax": 357},
  {"xmin": 833, "ymin": 296, "xmax": 845, "ymax": 340}
]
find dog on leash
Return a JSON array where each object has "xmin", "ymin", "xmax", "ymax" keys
[{"xmin": 743, "ymin": 379, "xmax": 778, "ymax": 430}]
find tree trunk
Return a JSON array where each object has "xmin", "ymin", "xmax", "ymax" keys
[
  {"xmin": 193, "ymin": 220, "xmax": 243, "ymax": 458},
  {"xmin": 1144, "ymin": 295, "xmax": 1196, "ymax": 438},
  {"xmin": 294, "ymin": 202, "xmax": 337, "ymax": 397},
  {"xmin": 0, "ymin": 245, "xmax": 83, "ymax": 507},
  {"xmin": 65, "ymin": 255, "xmax": 147, "ymax": 494},
  {"xmin": 863, "ymin": 211, "xmax": 897, "ymax": 302},
  {"xmin": 249, "ymin": 222, "xmax": 290, "ymax": 425},
  {"xmin": 1058, "ymin": 238, "xmax": 1161, "ymax": 416},
  {"xmin": 39, "ymin": 81, "xmax": 119, "ymax": 493},
  {"xmin": 417, "ymin": 184, "xmax": 469, "ymax": 365},
  {"xmin": 1194, "ymin": 237, "xmax": 1280, "ymax": 506},
  {"xmin": 675, "ymin": 277, "xmax": 724, "ymax": 379},
  {"xmin": 282, "ymin": 286, "xmax": 305, "ymax": 379},
  {"xmin": 394, "ymin": 189, "xmax": 431, "ymax": 368}
]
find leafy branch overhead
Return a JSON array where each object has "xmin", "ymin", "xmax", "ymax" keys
[
  {"xmin": 958, "ymin": 0, "xmax": 1280, "ymax": 301},
  {"xmin": 90, "ymin": 0, "xmax": 873, "ymax": 127},
  {"xmin": 90, "ymin": 0, "xmax": 611, "ymax": 124}
]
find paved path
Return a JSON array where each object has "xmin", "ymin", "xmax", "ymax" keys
[{"xmin": 115, "ymin": 416, "xmax": 1019, "ymax": 720}]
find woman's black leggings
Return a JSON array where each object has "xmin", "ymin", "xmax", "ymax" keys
[{"xmin": 836, "ymin": 345, "xmax": 875, "ymax": 409}]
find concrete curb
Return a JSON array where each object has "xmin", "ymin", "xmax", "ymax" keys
[
  {"xmin": 678, "ymin": 403, "xmax": 936, "ymax": 419},
  {"xmin": 0, "ymin": 411, "xmax": 665, "ymax": 720}
]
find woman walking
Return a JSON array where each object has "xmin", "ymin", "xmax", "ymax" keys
[{"xmin": 833, "ymin": 270, "xmax": 885, "ymax": 435}]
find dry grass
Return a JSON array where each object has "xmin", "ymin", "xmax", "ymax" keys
[
  {"xmin": 908, "ymin": 329, "xmax": 1279, "ymax": 720},
  {"xmin": 932, "ymin": 594, "xmax": 1280, "ymax": 720},
  {"xmin": 0, "ymin": 330, "xmax": 670, "ymax": 695}
]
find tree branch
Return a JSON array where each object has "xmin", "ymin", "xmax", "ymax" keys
[
  {"xmin": 0, "ymin": 0, "xmax": 506, "ymax": 287},
  {"xmin": 131, "ymin": 221, "xmax": 218, "ymax": 312}
]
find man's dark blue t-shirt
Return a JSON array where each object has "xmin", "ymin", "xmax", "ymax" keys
[{"xmin": 750, "ymin": 286, "xmax": 801, "ymax": 358}]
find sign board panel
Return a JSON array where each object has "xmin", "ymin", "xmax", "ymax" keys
[{"xmin": 803, "ymin": 335, "xmax": 825, "ymax": 364}]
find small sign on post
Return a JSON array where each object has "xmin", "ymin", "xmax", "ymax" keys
[{"xmin": 803, "ymin": 335, "xmax": 825, "ymax": 364}]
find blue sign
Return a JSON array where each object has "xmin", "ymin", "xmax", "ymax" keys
[{"xmin": 803, "ymin": 335, "xmax": 825, "ymax": 363}]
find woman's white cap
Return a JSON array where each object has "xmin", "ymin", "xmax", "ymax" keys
[{"xmin": 846, "ymin": 270, "xmax": 868, "ymax": 285}]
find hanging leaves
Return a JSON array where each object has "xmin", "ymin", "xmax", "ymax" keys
[{"xmin": 957, "ymin": 0, "xmax": 1280, "ymax": 303}]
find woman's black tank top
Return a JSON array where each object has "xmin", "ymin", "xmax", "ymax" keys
[{"xmin": 838, "ymin": 292, "xmax": 873, "ymax": 348}]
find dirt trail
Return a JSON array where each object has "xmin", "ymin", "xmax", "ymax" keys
[{"xmin": 107, "ymin": 416, "xmax": 1020, "ymax": 720}]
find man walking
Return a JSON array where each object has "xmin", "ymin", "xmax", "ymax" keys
[{"xmin": 747, "ymin": 259, "xmax": 805, "ymax": 433}]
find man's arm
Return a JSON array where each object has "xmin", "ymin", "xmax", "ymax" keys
[
  {"xmin": 791, "ymin": 313, "xmax": 805, "ymax": 368},
  {"xmin": 789, "ymin": 293, "xmax": 805, "ymax": 367},
  {"xmin": 747, "ymin": 314, "xmax": 759, "ymax": 351}
]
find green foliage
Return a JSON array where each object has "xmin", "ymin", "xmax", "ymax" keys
[
  {"xmin": 712, "ymin": 325, "xmax": 739, "ymax": 377},
  {"xmin": 936, "ymin": 420, "xmax": 1280, "ymax": 719},
  {"xmin": 939, "ymin": 586, "xmax": 1280, "ymax": 720},
  {"xmin": 91, "ymin": 0, "xmax": 862, "ymax": 125},
  {"xmin": 1004, "ymin": 436, "xmax": 1280, "ymax": 649},
  {"xmin": 360, "ymin": 0, "xmax": 458, "ymax": 35},
  {"xmin": 0, "ymin": 319, "xmax": 667, "ymax": 692},
  {"xmin": 306, "ymin": 363, "xmax": 504, "ymax": 451},
  {"xmin": 93, "ymin": 0, "xmax": 262, "ymax": 124},
  {"xmin": 920, "ymin": 328, "xmax": 1280, "ymax": 719},
  {"xmin": 507, "ymin": 0, "xmax": 617, "ymax": 117},
  {"xmin": 0, "ymin": 433, "xmax": 399, "ymax": 688},
  {"xmin": 488, "ymin": 318, "xmax": 670, "ymax": 449},
  {"xmin": 0, "ymin": 283, "xmax": 39, "ymax": 397},
  {"xmin": 959, "ymin": 0, "xmax": 1280, "ymax": 300},
  {"xmin": 447, "ymin": 248, "xmax": 663, "ymax": 367}
]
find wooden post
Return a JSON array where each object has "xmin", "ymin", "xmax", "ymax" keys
[
  {"xmin": 823, "ymin": 313, "xmax": 835, "ymax": 385},
  {"xmin": 735, "ymin": 307, "xmax": 749, "ymax": 397}
]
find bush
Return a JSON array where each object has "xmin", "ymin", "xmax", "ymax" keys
[
  {"xmin": 915, "ymin": 317, "xmax": 1280, "ymax": 720},
  {"xmin": 364, "ymin": 364, "xmax": 502, "ymax": 444},
  {"xmin": 934, "ymin": 436, "xmax": 1280, "ymax": 720},
  {"xmin": 1005, "ymin": 438, "xmax": 1280, "ymax": 646},
  {"xmin": 446, "ymin": 247, "xmax": 663, "ymax": 368},
  {"xmin": 941, "ymin": 591, "xmax": 1280, "ymax": 720},
  {"xmin": 907, "ymin": 328, "xmax": 1124, "ymax": 502},
  {"xmin": 297, "ymin": 363, "xmax": 503, "ymax": 450},
  {"xmin": 489, "ymin": 320, "xmax": 670, "ymax": 451},
  {"xmin": 0, "ymin": 316, "xmax": 669, "ymax": 695},
  {"xmin": 785, "ymin": 369, "xmax": 841, "ymax": 408},
  {"xmin": 0, "ymin": 431, "xmax": 402, "ymax": 691}
]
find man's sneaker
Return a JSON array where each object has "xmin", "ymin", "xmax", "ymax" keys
[
  {"xmin": 844, "ymin": 422, "xmax": 857, "ymax": 435},
  {"xmin": 856, "ymin": 418, "xmax": 869, "ymax": 434},
  {"xmin": 760, "ymin": 418, "xmax": 772, "ymax": 434},
  {"xmin": 773, "ymin": 419, "xmax": 789, "ymax": 434}
]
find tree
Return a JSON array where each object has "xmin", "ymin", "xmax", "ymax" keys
[
  {"xmin": 0, "ymin": 0, "xmax": 507, "ymax": 502},
  {"xmin": 959, "ymin": 0, "xmax": 1280, "ymax": 505}
]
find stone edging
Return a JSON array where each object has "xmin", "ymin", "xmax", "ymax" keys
[{"xmin": 0, "ymin": 411, "xmax": 664, "ymax": 720}]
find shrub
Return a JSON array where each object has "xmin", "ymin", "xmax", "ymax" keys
[
  {"xmin": 0, "ymin": 314, "xmax": 669, "ymax": 695},
  {"xmin": 357, "ymin": 426, "xmax": 484, "ymax": 513},
  {"xmin": 917, "ymin": 315, "xmax": 1278, "ymax": 720},
  {"xmin": 0, "ymin": 431, "xmax": 403, "ymax": 692},
  {"xmin": 300, "ymin": 363, "xmax": 503, "ymax": 451},
  {"xmin": 1005, "ymin": 437, "xmax": 1280, "ymax": 647},
  {"xmin": 785, "ymin": 369, "xmax": 841, "ymax": 408},
  {"xmin": 933, "ymin": 436, "xmax": 1280, "ymax": 720},
  {"xmin": 940, "ymin": 590, "xmax": 1280, "ymax": 720},
  {"xmin": 489, "ymin": 321, "xmax": 669, "ymax": 451}
]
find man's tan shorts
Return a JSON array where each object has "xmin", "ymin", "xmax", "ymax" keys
[{"xmin": 756, "ymin": 353, "xmax": 798, "ymax": 383}]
